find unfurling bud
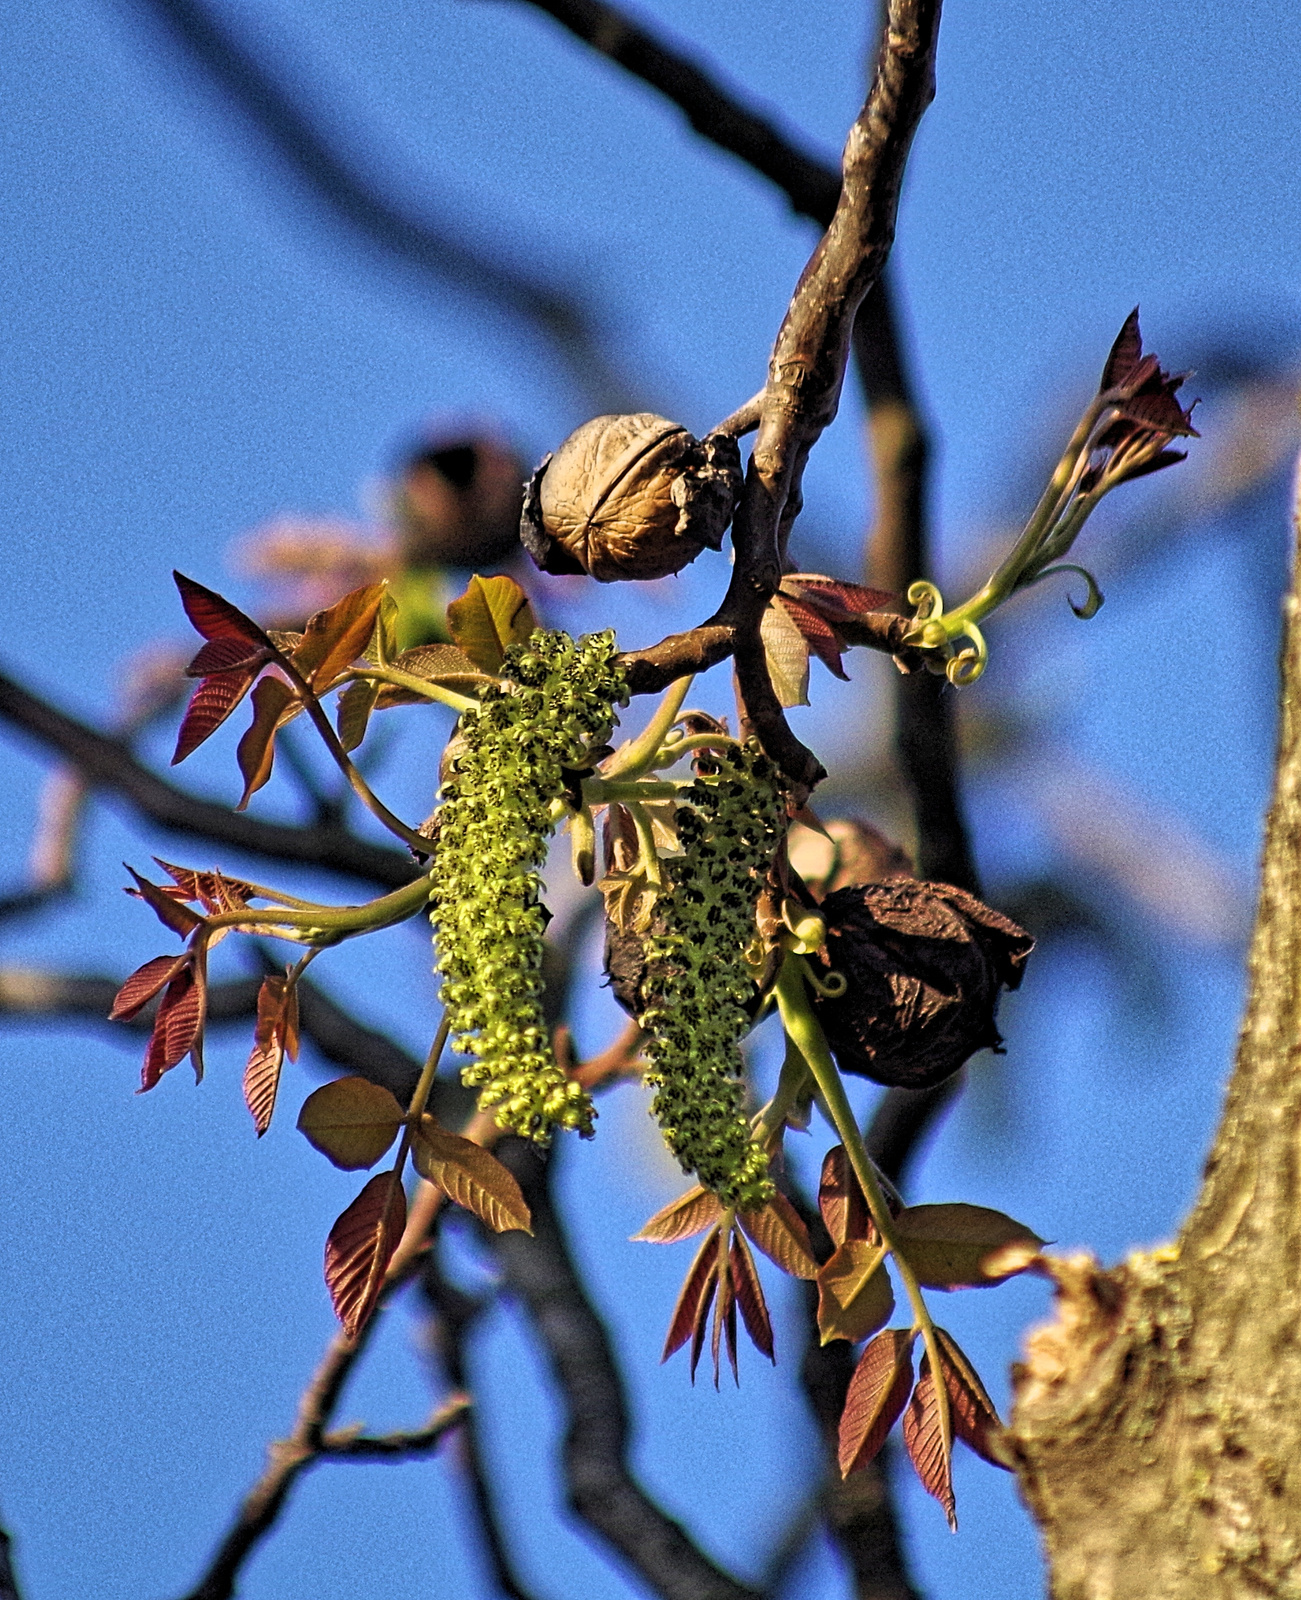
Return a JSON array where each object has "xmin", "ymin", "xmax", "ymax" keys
[
  {"xmin": 810, "ymin": 881, "xmax": 1033, "ymax": 1090},
  {"xmin": 520, "ymin": 414, "xmax": 743, "ymax": 582}
]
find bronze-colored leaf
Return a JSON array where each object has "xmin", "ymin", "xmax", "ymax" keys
[
  {"xmin": 110, "ymin": 953, "xmax": 186, "ymax": 1021},
  {"xmin": 816, "ymin": 1238, "xmax": 893, "ymax": 1345},
  {"xmin": 662, "ymin": 1225, "xmax": 721, "ymax": 1362},
  {"xmin": 153, "ymin": 861, "xmax": 258, "ymax": 914},
  {"xmin": 243, "ymin": 974, "xmax": 299, "ymax": 1137},
  {"xmin": 779, "ymin": 595, "xmax": 850, "ymax": 681},
  {"xmin": 124, "ymin": 866, "xmax": 204, "ymax": 938},
  {"xmin": 711, "ymin": 1245, "xmax": 738, "ymax": 1386},
  {"xmin": 759, "ymin": 593, "xmax": 811, "ymax": 708},
  {"xmin": 297, "ymin": 1076, "xmax": 405, "ymax": 1170},
  {"xmin": 839, "ymin": 1327, "xmax": 916, "ymax": 1476},
  {"xmin": 892, "ymin": 1203, "xmax": 1045, "ymax": 1290},
  {"xmin": 291, "ymin": 583, "xmax": 387, "ymax": 689},
  {"xmin": 235, "ymin": 676, "xmax": 299, "ymax": 811},
  {"xmin": 632, "ymin": 1185, "xmax": 724, "ymax": 1244},
  {"xmin": 778, "ymin": 574, "xmax": 895, "ymax": 625},
  {"xmin": 935, "ymin": 1326, "xmax": 1008, "ymax": 1468},
  {"xmin": 446, "ymin": 574, "xmax": 537, "ymax": 673},
  {"xmin": 412, "ymin": 1117, "xmax": 531, "ymax": 1233},
  {"xmin": 186, "ymin": 637, "xmax": 271, "ymax": 677},
  {"xmin": 729, "ymin": 1230, "xmax": 773, "ymax": 1362},
  {"xmin": 336, "ymin": 678, "xmax": 379, "ymax": 753},
  {"xmin": 324, "ymin": 1170, "xmax": 407, "ymax": 1339},
  {"xmin": 903, "ymin": 1356, "xmax": 957, "ymax": 1529},
  {"xmin": 172, "ymin": 667, "xmax": 260, "ymax": 764},
  {"xmin": 173, "ymin": 571, "xmax": 271, "ymax": 648},
  {"xmin": 140, "ymin": 962, "xmax": 204, "ymax": 1092},
  {"xmin": 738, "ymin": 1192, "xmax": 819, "ymax": 1279},
  {"xmin": 819, "ymin": 1145, "xmax": 874, "ymax": 1248}
]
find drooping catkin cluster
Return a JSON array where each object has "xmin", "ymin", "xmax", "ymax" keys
[
  {"xmin": 637, "ymin": 744, "xmax": 786, "ymax": 1209},
  {"xmin": 430, "ymin": 629, "xmax": 624, "ymax": 1140}
]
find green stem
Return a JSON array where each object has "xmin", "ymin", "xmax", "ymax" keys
[
  {"xmin": 602, "ymin": 675, "xmax": 694, "ymax": 780},
  {"xmin": 774, "ymin": 954, "xmax": 952, "ymax": 1470},
  {"xmin": 349, "ymin": 665, "xmax": 478, "ymax": 716},
  {"xmin": 583, "ymin": 779, "xmax": 686, "ymax": 806},
  {"xmin": 204, "ymin": 873, "xmax": 432, "ymax": 944},
  {"xmin": 396, "ymin": 1014, "xmax": 452, "ymax": 1163}
]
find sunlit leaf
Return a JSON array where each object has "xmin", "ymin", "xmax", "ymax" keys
[
  {"xmin": 296, "ymin": 1076, "xmax": 405, "ymax": 1170},
  {"xmin": 816, "ymin": 1238, "xmax": 893, "ymax": 1344},
  {"xmin": 110, "ymin": 953, "xmax": 186, "ymax": 1021},
  {"xmin": 153, "ymin": 861, "xmax": 257, "ymax": 915},
  {"xmin": 759, "ymin": 594, "xmax": 811, "ymax": 707},
  {"xmin": 892, "ymin": 1203, "xmax": 1045, "ymax": 1290},
  {"xmin": 173, "ymin": 571, "xmax": 272, "ymax": 649},
  {"xmin": 140, "ymin": 961, "xmax": 205, "ymax": 1092},
  {"xmin": 729, "ymin": 1231, "xmax": 773, "ymax": 1362},
  {"xmin": 712, "ymin": 1248, "xmax": 738, "ymax": 1386},
  {"xmin": 632, "ymin": 1185, "xmax": 724, "ymax": 1244},
  {"xmin": 903, "ymin": 1355, "xmax": 957, "ymax": 1529},
  {"xmin": 781, "ymin": 596, "xmax": 850, "ymax": 681},
  {"xmin": 839, "ymin": 1327, "xmax": 916, "ymax": 1476},
  {"xmin": 373, "ymin": 644, "xmax": 494, "ymax": 708},
  {"xmin": 737, "ymin": 1192, "xmax": 818, "ymax": 1279},
  {"xmin": 324, "ymin": 1170, "xmax": 407, "ymax": 1339},
  {"xmin": 243, "ymin": 974, "xmax": 299, "ymax": 1137},
  {"xmin": 934, "ymin": 1326, "xmax": 1008, "ymax": 1469},
  {"xmin": 291, "ymin": 583, "xmax": 387, "ymax": 690},
  {"xmin": 412, "ymin": 1117, "xmax": 531, "ymax": 1233},
  {"xmin": 235, "ymin": 677, "xmax": 299, "ymax": 811},
  {"xmin": 445, "ymin": 574, "xmax": 537, "ymax": 673},
  {"xmin": 662, "ymin": 1225, "xmax": 721, "ymax": 1362}
]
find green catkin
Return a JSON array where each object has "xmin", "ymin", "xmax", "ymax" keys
[
  {"xmin": 430, "ymin": 628, "xmax": 625, "ymax": 1141},
  {"xmin": 637, "ymin": 744, "xmax": 786, "ymax": 1209}
]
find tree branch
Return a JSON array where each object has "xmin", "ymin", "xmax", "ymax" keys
[{"xmin": 0, "ymin": 667, "xmax": 416, "ymax": 890}]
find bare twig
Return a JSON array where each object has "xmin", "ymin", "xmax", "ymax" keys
[
  {"xmin": 0, "ymin": 667, "xmax": 415, "ymax": 890},
  {"xmin": 487, "ymin": 1138, "xmax": 761, "ymax": 1600},
  {"xmin": 129, "ymin": 0, "xmax": 633, "ymax": 409}
]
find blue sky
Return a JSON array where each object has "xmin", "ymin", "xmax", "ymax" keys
[{"xmin": 1, "ymin": 2, "xmax": 1298, "ymax": 1596}]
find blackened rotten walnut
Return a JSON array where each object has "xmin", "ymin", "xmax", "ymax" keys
[
  {"xmin": 810, "ymin": 880, "xmax": 1033, "ymax": 1090},
  {"xmin": 520, "ymin": 413, "xmax": 743, "ymax": 582}
]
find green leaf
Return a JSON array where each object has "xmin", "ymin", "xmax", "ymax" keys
[
  {"xmin": 445, "ymin": 574, "xmax": 537, "ymax": 673},
  {"xmin": 336, "ymin": 678, "xmax": 380, "ymax": 753}
]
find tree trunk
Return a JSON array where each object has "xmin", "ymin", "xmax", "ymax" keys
[{"xmin": 1006, "ymin": 461, "xmax": 1301, "ymax": 1599}]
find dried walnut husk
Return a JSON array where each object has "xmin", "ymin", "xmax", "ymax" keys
[
  {"xmin": 810, "ymin": 880, "xmax": 1033, "ymax": 1090},
  {"xmin": 521, "ymin": 413, "xmax": 743, "ymax": 582}
]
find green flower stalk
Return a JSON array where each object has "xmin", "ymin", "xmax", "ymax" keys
[
  {"xmin": 430, "ymin": 628, "xmax": 625, "ymax": 1140},
  {"xmin": 636, "ymin": 743, "xmax": 786, "ymax": 1209}
]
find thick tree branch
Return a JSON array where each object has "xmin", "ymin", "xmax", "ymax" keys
[
  {"xmin": 0, "ymin": 667, "xmax": 416, "ymax": 890},
  {"xmin": 128, "ymin": 0, "xmax": 632, "ymax": 409},
  {"xmin": 489, "ymin": 1139, "xmax": 761, "ymax": 1600}
]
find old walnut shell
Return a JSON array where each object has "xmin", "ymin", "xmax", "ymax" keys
[
  {"xmin": 810, "ymin": 880, "xmax": 1033, "ymax": 1091},
  {"xmin": 520, "ymin": 413, "xmax": 743, "ymax": 582}
]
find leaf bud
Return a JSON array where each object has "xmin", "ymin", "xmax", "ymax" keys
[
  {"xmin": 810, "ymin": 880, "xmax": 1033, "ymax": 1090},
  {"xmin": 520, "ymin": 414, "xmax": 743, "ymax": 582}
]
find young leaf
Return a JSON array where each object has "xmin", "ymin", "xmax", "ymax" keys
[
  {"xmin": 445, "ymin": 574, "xmax": 537, "ymax": 673},
  {"xmin": 173, "ymin": 571, "xmax": 272, "ymax": 650},
  {"xmin": 729, "ymin": 1230, "xmax": 774, "ymax": 1362},
  {"xmin": 154, "ymin": 861, "xmax": 257, "ymax": 915},
  {"xmin": 934, "ymin": 1326, "xmax": 1009, "ymax": 1468},
  {"xmin": 110, "ymin": 953, "xmax": 186, "ymax": 1021},
  {"xmin": 839, "ymin": 1327, "xmax": 916, "ymax": 1476},
  {"xmin": 412, "ymin": 1117, "xmax": 531, "ymax": 1233},
  {"xmin": 124, "ymin": 866, "xmax": 205, "ymax": 938},
  {"xmin": 296, "ymin": 1077, "xmax": 405, "ymax": 1170},
  {"xmin": 140, "ymin": 961, "xmax": 205, "ymax": 1091},
  {"xmin": 819, "ymin": 1145, "xmax": 875, "ymax": 1248},
  {"xmin": 711, "ymin": 1247, "xmax": 739, "ymax": 1386},
  {"xmin": 172, "ymin": 668, "xmax": 261, "ymax": 764},
  {"xmin": 738, "ymin": 1192, "xmax": 819, "ymax": 1279},
  {"xmin": 324, "ymin": 1170, "xmax": 408, "ymax": 1339},
  {"xmin": 780, "ymin": 595, "xmax": 851, "ymax": 681},
  {"xmin": 891, "ymin": 1203, "xmax": 1046, "ymax": 1290},
  {"xmin": 778, "ymin": 574, "xmax": 894, "ymax": 628},
  {"xmin": 816, "ymin": 1238, "xmax": 894, "ymax": 1345},
  {"xmin": 373, "ymin": 643, "xmax": 491, "ymax": 708},
  {"xmin": 903, "ymin": 1356, "xmax": 957, "ymax": 1529},
  {"xmin": 235, "ymin": 676, "xmax": 299, "ymax": 810},
  {"xmin": 662, "ymin": 1225, "xmax": 721, "ymax": 1362},
  {"xmin": 243, "ymin": 974, "xmax": 300, "ymax": 1137},
  {"xmin": 336, "ymin": 678, "xmax": 380, "ymax": 753},
  {"xmin": 759, "ymin": 594, "xmax": 811, "ymax": 708},
  {"xmin": 291, "ymin": 583, "xmax": 387, "ymax": 690},
  {"xmin": 632, "ymin": 1185, "xmax": 724, "ymax": 1244},
  {"xmin": 185, "ymin": 636, "xmax": 271, "ymax": 677}
]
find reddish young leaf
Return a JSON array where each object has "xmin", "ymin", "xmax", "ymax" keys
[
  {"xmin": 124, "ymin": 866, "xmax": 205, "ymax": 938},
  {"xmin": 711, "ymin": 1247, "xmax": 738, "ymax": 1386},
  {"xmin": 780, "ymin": 595, "xmax": 851, "ymax": 681},
  {"xmin": 738, "ymin": 1191, "xmax": 819, "ymax": 1279},
  {"xmin": 324, "ymin": 1170, "xmax": 408, "ymax": 1340},
  {"xmin": 186, "ymin": 636, "xmax": 272, "ymax": 678},
  {"xmin": 729, "ymin": 1230, "xmax": 774, "ymax": 1362},
  {"xmin": 1099, "ymin": 307, "xmax": 1144, "ymax": 393},
  {"xmin": 290, "ymin": 583, "xmax": 387, "ymax": 690},
  {"xmin": 819, "ymin": 1145, "xmax": 875, "ymax": 1248},
  {"xmin": 412, "ymin": 1118, "xmax": 532, "ymax": 1233},
  {"xmin": 632, "ymin": 1185, "xmax": 724, "ymax": 1244},
  {"xmin": 243, "ymin": 974, "xmax": 299, "ymax": 1137},
  {"xmin": 173, "ymin": 571, "xmax": 272, "ymax": 649},
  {"xmin": 172, "ymin": 668, "xmax": 260, "ymax": 764},
  {"xmin": 778, "ymin": 574, "xmax": 895, "ymax": 624},
  {"xmin": 154, "ymin": 861, "xmax": 258, "ymax": 915},
  {"xmin": 839, "ymin": 1327, "xmax": 916, "ymax": 1476},
  {"xmin": 935, "ymin": 1326, "xmax": 1008, "ymax": 1469},
  {"xmin": 662, "ymin": 1225, "xmax": 721, "ymax": 1362},
  {"xmin": 140, "ymin": 961, "xmax": 205, "ymax": 1091},
  {"xmin": 903, "ymin": 1357, "xmax": 957, "ymax": 1529},
  {"xmin": 235, "ymin": 676, "xmax": 299, "ymax": 810},
  {"xmin": 109, "ymin": 953, "xmax": 187, "ymax": 1021}
]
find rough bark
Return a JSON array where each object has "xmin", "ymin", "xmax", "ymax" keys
[{"xmin": 1007, "ymin": 463, "xmax": 1301, "ymax": 1598}]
